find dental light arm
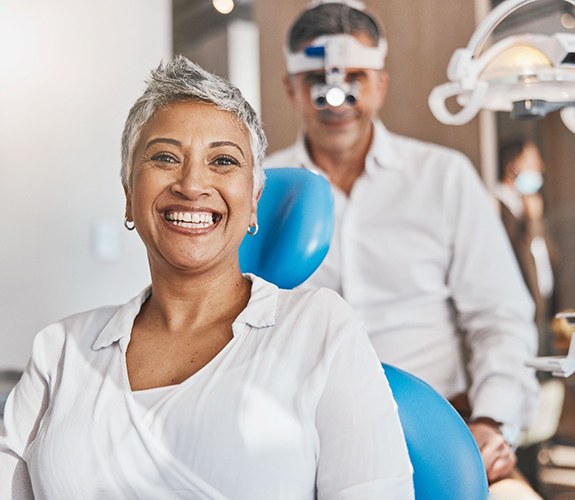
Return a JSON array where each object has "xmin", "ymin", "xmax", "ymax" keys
[
  {"xmin": 429, "ymin": 0, "xmax": 575, "ymax": 131},
  {"xmin": 285, "ymin": 34, "xmax": 387, "ymax": 108}
]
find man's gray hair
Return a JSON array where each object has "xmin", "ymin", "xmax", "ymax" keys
[
  {"xmin": 287, "ymin": 2, "xmax": 384, "ymax": 52},
  {"xmin": 121, "ymin": 55, "xmax": 267, "ymax": 193}
]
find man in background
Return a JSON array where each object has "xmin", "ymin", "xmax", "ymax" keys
[{"xmin": 265, "ymin": 0, "xmax": 540, "ymax": 490}]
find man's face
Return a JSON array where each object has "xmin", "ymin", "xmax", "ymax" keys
[{"xmin": 284, "ymin": 32, "xmax": 388, "ymax": 155}]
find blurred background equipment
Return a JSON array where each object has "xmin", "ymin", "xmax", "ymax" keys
[{"xmin": 429, "ymin": 0, "xmax": 575, "ymax": 133}]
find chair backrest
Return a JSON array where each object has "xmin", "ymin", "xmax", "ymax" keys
[
  {"xmin": 383, "ymin": 363, "xmax": 489, "ymax": 500},
  {"xmin": 239, "ymin": 168, "xmax": 334, "ymax": 289},
  {"xmin": 239, "ymin": 167, "xmax": 488, "ymax": 498}
]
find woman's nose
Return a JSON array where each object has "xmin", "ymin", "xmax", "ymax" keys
[{"xmin": 171, "ymin": 163, "xmax": 210, "ymax": 199}]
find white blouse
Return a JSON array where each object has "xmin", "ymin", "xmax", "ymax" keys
[{"xmin": 0, "ymin": 275, "xmax": 413, "ymax": 499}]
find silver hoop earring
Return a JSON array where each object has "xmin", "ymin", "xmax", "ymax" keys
[
  {"xmin": 247, "ymin": 223, "xmax": 259, "ymax": 236},
  {"xmin": 124, "ymin": 218, "xmax": 135, "ymax": 231}
]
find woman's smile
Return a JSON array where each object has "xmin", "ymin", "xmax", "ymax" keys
[{"xmin": 162, "ymin": 208, "xmax": 222, "ymax": 230}]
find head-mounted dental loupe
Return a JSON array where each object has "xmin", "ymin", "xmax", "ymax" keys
[
  {"xmin": 429, "ymin": 0, "xmax": 575, "ymax": 133},
  {"xmin": 285, "ymin": 34, "xmax": 387, "ymax": 108}
]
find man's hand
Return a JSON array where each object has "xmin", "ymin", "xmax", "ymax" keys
[{"xmin": 468, "ymin": 420, "xmax": 517, "ymax": 484}]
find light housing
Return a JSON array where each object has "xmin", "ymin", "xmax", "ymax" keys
[{"xmin": 428, "ymin": 0, "xmax": 575, "ymax": 133}]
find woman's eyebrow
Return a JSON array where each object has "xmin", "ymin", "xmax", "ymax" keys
[
  {"xmin": 144, "ymin": 138, "xmax": 182, "ymax": 150},
  {"xmin": 210, "ymin": 141, "xmax": 245, "ymax": 159}
]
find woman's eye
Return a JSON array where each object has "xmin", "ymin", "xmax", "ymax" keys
[
  {"xmin": 212, "ymin": 155, "xmax": 239, "ymax": 167},
  {"xmin": 151, "ymin": 153, "xmax": 179, "ymax": 164}
]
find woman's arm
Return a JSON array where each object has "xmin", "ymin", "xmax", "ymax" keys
[{"xmin": 1, "ymin": 329, "xmax": 57, "ymax": 499}]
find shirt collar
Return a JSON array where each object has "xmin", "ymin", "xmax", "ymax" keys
[
  {"xmin": 293, "ymin": 120, "xmax": 405, "ymax": 175},
  {"xmin": 366, "ymin": 119, "xmax": 404, "ymax": 172},
  {"xmin": 91, "ymin": 275, "xmax": 278, "ymax": 352},
  {"xmin": 233, "ymin": 274, "xmax": 278, "ymax": 332},
  {"xmin": 92, "ymin": 287, "xmax": 151, "ymax": 352}
]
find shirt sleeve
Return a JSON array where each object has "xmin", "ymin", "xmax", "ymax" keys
[
  {"xmin": 446, "ymin": 157, "xmax": 539, "ymax": 438},
  {"xmin": 0, "ymin": 328, "xmax": 60, "ymax": 499},
  {"xmin": 314, "ymin": 297, "xmax": 414, "ymax": 500}
]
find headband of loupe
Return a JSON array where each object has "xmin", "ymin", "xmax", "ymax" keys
[
  {"xmin": 428, "ymin": 0, "xmax": 575, "ymax": 133},
  {"xmin": 284, "ymin": 2, "xmax": 387, "ymax": 108}
]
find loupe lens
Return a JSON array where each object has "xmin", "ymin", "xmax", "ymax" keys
[
  {"xmin": 325, "ymin": 87, "xmax": 346, "ymax": 107},
  {"xmin": 345, "ymin": 94, "xmax": 357, "ymax": 106},
  {"xmin": 314, "ymin": 95, "xmax": 327, "ymax": 108}
]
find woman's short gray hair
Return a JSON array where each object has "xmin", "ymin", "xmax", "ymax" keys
[{"xmin": 121, "ymin": 55, "xmax": 267, "ymax": 193}]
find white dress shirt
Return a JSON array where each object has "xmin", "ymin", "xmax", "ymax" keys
[
  {"xmin": 0, "ymin": 275, "xmax": 413, "ymax": 500},
  {"xmin": 265, "ymin": 121, "xmax": 539, "ymax": 442}
]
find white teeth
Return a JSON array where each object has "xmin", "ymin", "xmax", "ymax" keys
[{"xmin": 164, "ymin": 211, "xmax": 215, "ymax": 228}]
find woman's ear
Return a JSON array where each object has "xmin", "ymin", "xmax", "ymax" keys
[
  {"xmin": 250, "ymin": 186, "xmax": 262, "ymax": 222},
  {"xmin": 124, "ymin": 186, "xmax": 133, "ymax": 221},
  {"xmin": 255, "ymin": 186, "xmax": 263, "ymax": 203}
]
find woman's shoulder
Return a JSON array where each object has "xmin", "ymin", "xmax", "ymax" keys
[
  {"xmin": 32, "ymin": 304, "xmax": 122, "ymax": 350},
  {"xmin": 23, "ymin": 303, "xmax": 124, "ymax": 381},
  {"xmin": 280, "ymin": 285, "xmax": 347, "ymax": 306},
  {"xmin": 36, "ymin": 287, "xmax": 149, "ymax": 347},
  {"xmin": 276, "ymin": 286, "xmax": 360, "ymax": 331}
]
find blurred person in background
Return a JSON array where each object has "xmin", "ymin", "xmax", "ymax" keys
[
  {"xmin": 496, "ymin": 137, "xmax": 563, "ymax": 492},
  {"xmin": 496, "ymin": 137, "xmax": 558, "ymax": 355},
  {"xmin": 265, "ymin": 1, "xmax": 540, "ymax": 493}
]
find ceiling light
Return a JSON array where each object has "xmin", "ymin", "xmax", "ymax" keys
[{"xmin": 212, "ymin": 0, "xmax": 234, "ymax": 15}]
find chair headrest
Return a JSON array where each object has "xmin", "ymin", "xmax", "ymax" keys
[{"xmin": 239, "ymin": 168, "xmax": 334, "ymax": 289}]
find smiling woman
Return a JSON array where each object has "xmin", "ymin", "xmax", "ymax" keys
[
  {"xmin": 0, "ymin": 55, "xmax": 414, "ymax": 499},
  {"xmin": 125, "ymin": 100, "xmax": 257, "ymax": 286}
]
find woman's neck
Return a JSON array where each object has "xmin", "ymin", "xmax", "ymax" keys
[{"xmin": 142, "ymin": 266, "xmax": 251, "ymax": 335}]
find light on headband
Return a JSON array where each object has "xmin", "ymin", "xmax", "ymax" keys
[{"xmin": 285, "ymin": 34, "xmax": 387, "ymax": 108}]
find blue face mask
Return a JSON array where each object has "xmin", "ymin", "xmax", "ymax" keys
[{"xmin": 514, "ymin": 171, "xmax": 543, "ymax": 195}]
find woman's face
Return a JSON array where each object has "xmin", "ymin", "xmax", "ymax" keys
[{"xmin": 125, "ymin": 100, "xmax": 258, "ymax": 275}]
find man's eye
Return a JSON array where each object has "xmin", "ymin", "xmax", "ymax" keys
[
  {"xmin": 213, "ymin": 155, "xmax": 239, "ymax": 167},
  {"xmin": 151, "ymin": 153, "xmax": 178, "ymax": 163},
  {"xmin": 305, "ymin": 74, "xmax": 325, "ymax": 85},
  {"xmin": 347, "ymin": 72, "xmax": 366, "ymax": 83}
]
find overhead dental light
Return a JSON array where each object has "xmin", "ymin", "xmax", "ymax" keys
[{"xmin": 428, "ymin": 0, "xmax": 575, "ymax": 133}]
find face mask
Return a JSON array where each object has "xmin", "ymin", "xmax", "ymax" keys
[{"xmin": 514, "ymin": 171, "xmax": 543, "ymax": 195}]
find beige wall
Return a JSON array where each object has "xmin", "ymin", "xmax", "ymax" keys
[
  {"xmin": 541, "ymin": 115, "xmax": 575, "ymax": 309},
  {"xmin": 255, "ymin": 0, "xmax": 481, "ymax": 167}
]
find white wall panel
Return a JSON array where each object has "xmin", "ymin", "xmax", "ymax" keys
[{"xmin": 0, "ymin": 0, "xmax": 172, "ymax": 368}]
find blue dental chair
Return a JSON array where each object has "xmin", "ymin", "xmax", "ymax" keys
[
  {"xmin": 239, "ymin": 168, "xmax": 489, "ymax": 499},
  {"xmin": 239, "ymin": 167, "xmax": 333, "ymax": 289}
]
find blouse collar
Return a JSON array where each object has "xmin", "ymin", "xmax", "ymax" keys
[{"xmin": 92, "ymin": 274, "xmax": 279, "ymax": 352}]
